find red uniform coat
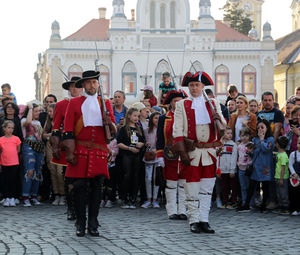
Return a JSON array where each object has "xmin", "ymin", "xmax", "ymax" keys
[
  {"xmin": 63, "ymin": 96, "xmax": 115, "ymax": 179},
  {"xmin": 51, "ymin": 99, "xmax": 69, "ymax": 166},
  {"xmin": 156, "ymin": 111, "xmax": 186, "ymax": 181}
]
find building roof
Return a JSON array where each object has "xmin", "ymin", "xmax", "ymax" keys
[
  {"xmin": 276, "ymin": 29, "xmax": 300, "ymax": 65},
  {"xmin": 64, "ymin": 18, "xmax": 109, "ymax": 41},
  {"xmin": 63, "ymin": 18, "xmax": 252, "ymax": 42},
  {"xmin": 215, "ymin": 20, "xmax": 254, "ymax": 42}
]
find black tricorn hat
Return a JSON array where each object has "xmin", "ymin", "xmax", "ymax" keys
[
  {"xmin": 163, "ymin": 89, "xmax": 188, "ymax": 105},
  {"xmin": 181, "ymin": 71, "xmax": 214, "ymax": 87},
  {"xmin": 75, "ymin": 70, "xmax": 100, "ymax": 88},
  {"xmin": 62, "ymin": 76, "xmax": 81, "ymax": 90}
]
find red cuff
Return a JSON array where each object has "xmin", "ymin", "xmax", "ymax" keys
[
  {"xmin": 156, "ymin": 150, "xmax": 164, "ymax": 158},
  {"xmin": 174, "ymin": 137, "xmax": 184, "ymax": 143}
]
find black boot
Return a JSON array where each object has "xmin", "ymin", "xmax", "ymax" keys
[
  {"xmin": 178, "ymin": 214, "xmax": 187, "ymax": 220},
  {"xmin": 76, "ymin": 224, "xmax": 86, "ymax": 237},
  {"xmin": 199, "ymin": 222, "xmax": 215, "ymax": 234},
  {"xmin": 190, "ymin": 223, "xmax": 201, "ymax": 233},
  {"xmin": 168, "ymin": 214, "xmax": 179, "ymax": 220},
  {"xmin": 67, "ymin": 210, "xmax": 76, "ymax": 221}
]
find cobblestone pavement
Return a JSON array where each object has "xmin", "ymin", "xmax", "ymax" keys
[{"xmin": 1, "ymin": 203, "xmax": 300, "ymax": 255}]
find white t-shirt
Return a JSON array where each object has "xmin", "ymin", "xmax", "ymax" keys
[{"xmin": 235, "ymin": 116, "xmax": 248, "ymax": 142}]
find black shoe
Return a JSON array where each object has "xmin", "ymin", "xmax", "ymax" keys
[
  {"xmin": 67, "ymin": 211, "xmax": 76, "ymax": 221},
  {"xmin": 190, "ymin": 223, "xmax": 201, "ymax": 233},
  {"xmin": 168, "ymin": 214, "xmax": 179, "ymax": 220},
  {"xmin": 236, "ymin": 205, "xmax": 250, "ymax": 212},
  {"xmin": 76, "ymin": 225, "xmax": 85, "ymax": 237},
  {"xmin": 199, "ymin": 222, "xmax": 215, "ymax": 234},
  {"xmin": 88, "ymin": 228, "xmax": 99, "ymax": 237},
  {"xmin": 178, "ymin": 214, "xmax": 187, "ymax": 220}
]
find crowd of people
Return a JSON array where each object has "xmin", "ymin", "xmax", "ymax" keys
[{"xmin": 1, "ymin": 70, "xmax": 300, "ymax": 235}]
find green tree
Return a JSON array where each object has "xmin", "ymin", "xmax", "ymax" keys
[{"xmin": 222, "ymin": 2, "xmax": 253, "ymax": 35}]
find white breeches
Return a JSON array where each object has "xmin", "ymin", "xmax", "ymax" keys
[{"xmin": 165, "ymin": 179, "xmax": 186, "ymax": 216}]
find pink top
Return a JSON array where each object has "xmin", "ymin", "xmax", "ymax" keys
[
  {"xmin": 0, "ymin": 136, "xmax": 21, "ymax": 166},
  {"xmin": 237, "ymin": 142, "xmax": 252, "ymax": 170}
]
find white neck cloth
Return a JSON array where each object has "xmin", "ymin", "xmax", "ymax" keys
[
  {"xmin": 191, "ymin": 95, "xmax": 211, "ymax": 125},
  {"xmin": 81, "ymin": 91, "xmax": 103, "ymax": 127}
]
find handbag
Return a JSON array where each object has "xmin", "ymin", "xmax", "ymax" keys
[
  {"xmin": 144, "ymin": 146, "xmax": 156, "ymax": 161},
  {"xmin": 245, "ymin": 164, "xmax": 253, "ymax": 177}
]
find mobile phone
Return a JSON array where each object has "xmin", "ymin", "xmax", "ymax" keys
[{"xmin": 289, "ymin": 119, "xmax": 298, "ymax": 127}]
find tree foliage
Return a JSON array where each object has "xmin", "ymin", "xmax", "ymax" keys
[{"xmin": 222, "ymin": 2, "xmax": 253, "ymax": 35}]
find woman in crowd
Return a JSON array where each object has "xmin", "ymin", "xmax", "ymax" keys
[
  {"xmin": 283, "ymin": 100, "xmax": 295, "ymax": 130},
  {"xmin": 141, "ymin": 86, "xmax": 157, "ymax": 107},
  {"xmin": 228, "ymin": 96, "xmax": 257, "ymax": 141},
  {"xmin": 21, "ymin": 103, "xmax": 44, "ymax": 207},
  {"xmin": 42, "ymin": 103, "xmax": 65, "ymax": 206},
  {"xmin": 283, "ymin": 105, "xmax": 300, "ymax": 153},
  {"xmin": 141, "ymin": 111, "xmax": 161, "ymax": 209},
  {"xmin": 249, "ymin": 99, "xmax": 259, "ymax": 115},
  {"xmin": 117, "ymin": 108, "xmax": 145, "ymax": 209},
  {"xmin": 238, "ymin": 119, "xmax": 275, "ymax": 212}
]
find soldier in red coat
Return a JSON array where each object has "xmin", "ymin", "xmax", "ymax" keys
[
  {"xmin": 172, "ymin": 72, "xmax": 226, "ymax": 234},
  {"xmin": 156, "ymin": 90, "xmax": 188, "ymax": 220},
  {"xmin": 50, "ymin": 76, "xmax": 82, "ymax": 221},
  {"xmin": 62, "ymin": 71, "xmax": 116, "ymax": 237}
]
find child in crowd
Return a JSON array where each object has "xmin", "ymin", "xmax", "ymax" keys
[
  {"xmin": 100, "ymin": 137, "xmax": 119, "ymax": 208},
  {"xmin": 1, "ymin": 83, "xmax": 17, "ymax": 104},
  {"xmin": 238, "ymin": 119, "xmax": 275, "ymax": 212},
  {"xmin": 289, "ymin": 136, "xmax": 300, "ymax": 215},
  {"xmin": 131, "ymin": 102, "xmax": 150, "ymax": 130},
  {"xmin": 42, "ymin": 103, "xmax": 65, "ymax": 206},
  {"xmin": 141, "ymin": 112, "xmax": 161, "ymax": 209},
  {"xmin": 117, "ymin": 108, "xmax": 145, "ymax": 209},
  {"xmin": 0, "ymin": 120, "xmax": 21, "ymax": 207},
  {"xmin": 158, "ymin": 72, "xmax": 176, "ymax": 104},
  {"xmin": 218, "ymin": 127, "xmax": 238, "ymax": 209},
  {"xmin": 274, "ymin": 136, "xmax": 290, "ymax": 215},
  {"xmin": 21, "ymin": 103, "xmax": 44, "ymax": 207},
  {"xmin": 237, "ymin": 127, "xmax": 252, "ymax": 206},
  {"xmin": 141, "ymin": 85, "xmax": 157, "ymax": 107}
]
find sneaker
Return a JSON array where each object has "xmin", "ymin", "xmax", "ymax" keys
[
  {"xmin": 219, "ymin": 204, "xmax": 226, "ymax": 209},
  {"xmin": 31, "ymin": 198, "xmax": 41, "ymax": 205},
  {"xmin": 237, "ymin": 205, "xmax": 250, "ymax": 212},
  {"xmin": 100, "ymin": 200, "xmax": 105, "ymax": 208},
  {"xmin": 152, "ymin": 201, "xmax": 160, "ymax": 208},
  {"xmin": 216, "ymin": 198, "xmax": 222, "ymax": 208},
  {"xmin": 104, "ymin": 200, "xmax": 113, "ymax": 208},
  {"xmin": 59, "ymin": 196, "xmax": 66, "ymax": 206},
  {"xmin": 129, "ymin": 202, "xmax": 137, "ymax": 209},
  {"xmin": 120, "ymin": 202, "xmax": 130, "ymax": 209},
  {"xmin": 266, "ymin": 201, "xmax": 278, "ymax": 210},
  {"xmin": 15, "ymin": 198, "xmax": 20, "ymax": 205},
  {"xmin": 291, "ymin": 211, "xmax": 300, "ymax": 216},
  {"xmin": 0, "ymin": 198, "xmax": 5, "ymax": 204},
  {"xmin": 52, "ymin": 196, "xmax": 60, "ymax": 206},
  {"xmin": 141, "ymin": 201, "xmax": 152, "ymax": 208},
  {"xmin": 23, "ymin": 199, "xmax": 31, "ymax": 207},
  {"xmin": 3, "ymin": 198, "xmax": 10, "ymax": 207},
  {"xmin": 9, "ymin": 198, "xmax": 16, "ymax": 207},
  {"xmin": 279, "ymin": 209, "xmax": 290, "ymax": 216},
  {"xmin": 226, "ymin": 204, "xmax": 235, "ymax": 210}
]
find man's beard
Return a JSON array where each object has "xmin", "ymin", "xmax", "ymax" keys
[{"xmin": 85, "ymin": 90, "xmax": 97, "ymax": 96}]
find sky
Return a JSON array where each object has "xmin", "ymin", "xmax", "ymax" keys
[{"xmin": 0, "ymin": 0, "xmax": 293, "ymax": 104}]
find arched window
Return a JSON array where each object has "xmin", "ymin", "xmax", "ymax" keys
[
  {"xmin": 160, "ymin": 4, "xmax": 166, "ymax": 29},
  {"xmin": 189, "ymin": 61, "xmax": 203, "ymax": 73},
  {"xmin": 155, "ymin": 59, "xmax": 171, "ymax": 91},
  {"xmin": 215, "ymin": 65, "xmax": 229, "ymax": 95},
  {"xmin": 242, "ymin": 65, "xmax": 256, "ymax": 95},
  {"xmin": 68, "ymin": 64, "xmax": 83, "ymax": 79},
  {"xmin": 150, "ymin": 1, "xmax": 155, "ymax": 29},
  {"xmin": 99, "ymin": 65, "xmax": 110, "ymax": 97},
  {"xmin": 170, "ymin": 1, "xmax": 176, "ymax": 29},
  {"xmin": 122, "ymin": 61, "xmax": 137, "ymax": 95}
]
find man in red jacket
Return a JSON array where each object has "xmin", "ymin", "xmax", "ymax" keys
[
  {"xmin": 63, "ymin": 70, "xmax": 116, "ymax": 237},
  {"xmin": 51, "ymin": 76, "xmax": 82, "ymax": 220}
]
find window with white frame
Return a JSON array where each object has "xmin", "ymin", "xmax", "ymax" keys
[
  {"xmin": 122, "ymin": 61, "xmax": 137, "ymax": 95},
  {"xmin": 189, "ymin": 61, "xmax": 203, "ymax": 73},
  {"xmin": 242, "ymin": 65, "xmax": 256, "ymax": 95},
  {"xmin": 215, "ymin": 65, "xmax": 229, "ymax": 95},
  {"xmin": 155, "ymin": 60, "xmax": 171, "ymax": 91}
]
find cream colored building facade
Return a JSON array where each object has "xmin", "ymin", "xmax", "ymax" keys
[{"xmin": 35, "ymin": 0, "xmax": 276, "ymax": 103}]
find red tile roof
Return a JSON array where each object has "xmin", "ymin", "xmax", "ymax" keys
[
  {"xmin": 215, "ymin": 20, "xmax": 254, "ymax": 42},
  {"xmin": 63, "ymin": 19, "xmax": 252, "ymax": 42},
  {"xmin": 64, "ymin": 18, "xmax": 109, "ymax": 41}
]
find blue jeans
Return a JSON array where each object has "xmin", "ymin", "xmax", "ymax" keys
[
  {"xmin": 238, "ymin": 169, "xmax": 249, "ymax": 205},
  {"xmin": 22, "ymin": 143, "xmax": 44, "ymax": 197}
]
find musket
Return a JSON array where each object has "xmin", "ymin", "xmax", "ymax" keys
[
  {"xmin": 166, "ymin": 55, "xmax": 178, "ymax": 91},
  {"xmin": 58, "ymin": 67, "xmax": 69, "ymax": 82},
  {"xmin": 189, "ymin": 61, "xmax": 224, "ymax": 136},
  {"xmin": 95, "ymin": 42, "xmax": 112, "ymax": 142}
]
